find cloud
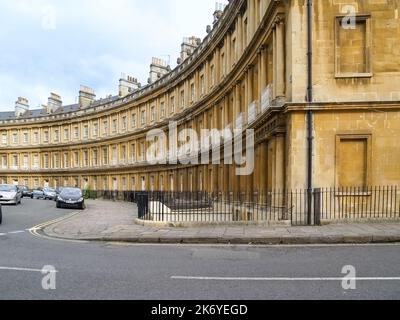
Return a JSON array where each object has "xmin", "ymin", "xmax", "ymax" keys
[{"xmin": 0, "ymin": 0, "xmax": 227, "ymax": 111}]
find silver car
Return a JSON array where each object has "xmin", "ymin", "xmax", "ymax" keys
[
  {"xmin": 0, "ymin": 184, "xmax": 22, "ymax": 205},
  {"xmin": 43, "ymin": 188, "xmax": 57, "ymax": 200}
]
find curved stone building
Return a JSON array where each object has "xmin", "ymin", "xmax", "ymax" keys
[{"xmin": 0, "ymin": 0, "xmax": 400, "ymax": 194}]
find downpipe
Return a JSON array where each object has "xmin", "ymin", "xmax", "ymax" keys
[{"xmin": 306, "ymin": 0, "xmax": 314, "ymax": 225}]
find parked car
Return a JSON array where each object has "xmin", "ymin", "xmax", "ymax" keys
[
  {"xmin": 43, "ymin": 188, "xmax": 57, "ymax": 200},
  {"xmin": 56, "ymin": 188, "xmax": 85, "ymax": 210},
  {"xmin": 32, "ymin": 188, "xmax": 45, "ymax": 200},
  {"xmin": 0, "ymin": 184, "xmax": 22, "ymax": 205},
  {"xmin": 54, "ymin": 187, "xmax": 65, "ymax": 201},
  {"xmin": 19, "ymin": 186, "xmax": 33, "ymax": 199}
]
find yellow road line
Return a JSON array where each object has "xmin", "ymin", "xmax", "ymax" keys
[{"xmin": 28, "ymin": 210, "xmax": 89, "ymax": 244}]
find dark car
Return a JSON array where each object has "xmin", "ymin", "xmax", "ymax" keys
[
  {"xmin": 56, "ymin": 188, "xmax": 85, "ymax": 210},
  {"xmin": 19, "ymin": 186, "xmax": 33, "ymax": 199}
]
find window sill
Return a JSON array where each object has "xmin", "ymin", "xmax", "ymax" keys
[{"xmin": 335, "ymin": 73, "xmax": 373, "ymax": 79}]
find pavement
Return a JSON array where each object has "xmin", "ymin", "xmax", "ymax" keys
[{"xmin": 41, "ymin": 199, "xmax": 400, "ymax": 245}]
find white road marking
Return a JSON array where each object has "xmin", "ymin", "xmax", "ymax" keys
[
  {"xmin": 171, "ymin": 276, "xmax": 400, "ymax": 282},
  {"xmin": 0, "ymin": 266, "xmax": 57, "ymax": 273},
  {"xmin": 8, "ymin": 231, "xmax": 25, "ymax": 234}
]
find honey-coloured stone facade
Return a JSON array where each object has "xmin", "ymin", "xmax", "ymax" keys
[{"xmin": 0, "ymin": 0, "xmax": 398, "ymax": 193}]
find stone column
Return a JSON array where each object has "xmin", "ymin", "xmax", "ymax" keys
[
  {"xmin": 196, "ymin": 70, "xmax": 200, "ymax": 101},
  {"xmin": 253, "ymin": 145, "xmax": 260, "ymax": 192},
  {"xmin": 223, "ymin": 165, "xmax": 230, "ymax": 192},
  {"xmin": 174, "ymin": 170, "xmax": 179, "ymax": 192},
  {"xmin": 260, "ymin": 46, "xmax": 267, "ymax": 90},
  {"xmin": 237, "ymin": 13, "xmax": 243, "ymax": 56},
  {"xmin": 204, "ymin": 60, "xmax": 209, "ymax": 94},
  {"xmin": 215, "ymin": 47, "xmax": 221, "ymax": 84},
  {"xmin": 154, "ymin": 174, "xmax": 159, "ymax": 192},
  {"xmin": 247, "ymin": 166, "xmax": 254, "ymax": 196},
  {"xmin": 234, "ymin": 84, "xmax": 241, "ymax": 127},
  {"xmin": 213, "ymin": 104, "xmax": 218, "ymax": 130},
  {"xmin": 273, "ymin": 27, "xmax": 277, "ymax": 99},
  {"xmin": 257, "ymin": 51, "xmax": 263, "ymax": 105},
  {"xmin": 274, "ymin": 16, "xmax": 285, "ymax": 100},
  {"xmin": 182, "ymin": 168, "xmax": 188, "ymax": 192},
  {"xmin": 226, "ymin": 32, "xmax": 231, "ymax": 73},
  {"xmin": 247, "ymin": 66, "xmax": 254, "ymax": 105},
  {"xmin": 248, "ymin": 0, "xmax": 255, "ymax": 40},
  {"xmin": 259, "ymin": 141, "xmax": 268, "ymax": 192},
  {"xmin": 243, "ymin": 71, "xmax": 248, "ymax": 118},
  {"xmin": 193, "ymin": 167, "xmax": 198, "ymax": 192},
  {"xmin": 202, "ymin": 166, "xmax": 207, "ymax": 192},
  {"xmin": 199, "ymin": 167, "xmax": 204, "ymax": 191},
  {"xmin": 223, "ymin": 95, "xmax": 228, "ymax": 129},
  {"xmin": 213, "ymin": 165, "xmax": 219, "ymax": 192},
  {"xmin": 231, "ymin": 164, "xmax": 238, "ymax": 193},
  {"xmin": 218, "ymin": 165, "xmax": 223, "ymax": 192},
  {"xmin": 270, "ymin": 134, "xmax": 286, "ymax": 191}
]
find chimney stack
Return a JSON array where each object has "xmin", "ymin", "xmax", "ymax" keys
[
  {"xmin": 148, "ymin": 57, "xmax": 170, "ymax": 84},
  {"xmin": 79, "ymin": 85, "xmax": 96, "ymax": 109},
  {"xmin": 180, "ymin": 36, "xmax": 201, "ymax": 62},
  {"xmin": 213, "ymin": 3, "xmax": 226, "ymax": 25},
  {"xmin": 15, "ymin": 97, "xmax": 29, "ymax": 117},
  {"xmin": 119, "ymin": 74, "xmax": 141, "ymax": 97},
  {"xmin": 47, "ymin": 92, "xmax": 62, "ymax": 114}
]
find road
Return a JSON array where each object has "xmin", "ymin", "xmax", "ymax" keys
[{"xmin": 0, "ymin": 199, "xmax": 399, "ymax": 300}]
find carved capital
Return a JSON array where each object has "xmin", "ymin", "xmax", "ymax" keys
[
  {"xmin": 258, "ymin": 44, "xmax": 268, "ymax": 55},
  {"xmin": 272, "ymin": 15, "xmax": 285, "ymax": 29}
]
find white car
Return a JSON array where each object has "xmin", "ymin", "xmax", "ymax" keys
[{"xmin": 0, "ymin": 184, "xmax": 22, "ymax": 206}]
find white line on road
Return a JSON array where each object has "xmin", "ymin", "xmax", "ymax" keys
[
  {"xmin": 0, "ymin": 266, "xmax": 57, "ymax": 273},
  {"xmin": 8, "ymin": 231, "xmax": 25, "ymax": 234},
  {"xmin": 171, "ymin": 276, "xmax": 400, "ymax": 282}
]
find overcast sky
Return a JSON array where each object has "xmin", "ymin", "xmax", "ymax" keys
[{"xmin": 0, "ymin": 0, "xmax": 228, "ymax": 111}]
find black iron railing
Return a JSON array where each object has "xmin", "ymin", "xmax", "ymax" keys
[
  {"xmin": 89, "ymin": 186, "xmax": 400, "ymax": 226},
  {"xmin": 315, "ymin": 186, "xmax": 400, "ymax": 222}
]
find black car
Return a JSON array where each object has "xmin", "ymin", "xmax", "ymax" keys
[
  {"xmin": 19, "ymin": 186, "xmax": 33, "ymax": 199},
  {"xmin": 56, "ymin": 188, "xmax": 85, "ymax": 210}
]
